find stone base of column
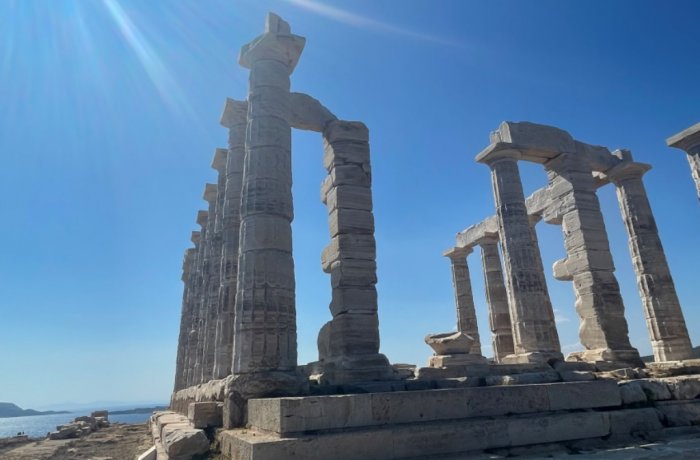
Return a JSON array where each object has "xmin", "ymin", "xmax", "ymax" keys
[
  {"xmin": 428, "ymin": 353, "xmax": 488, "ymax": 368},
  {"xmin": 500, "ymin": 351, "xmax": 564, "ymax": 365},
  {"xmin": 565, "ymin": 348, "xmax": 644, "ymax": 368},
  {"xmin": 652, "ymin": 337, "xmax": 694, "ymax": 362},
  {"xmin": 222, "ymin": 371, "xmax": 306, "ymax": 429},
  {"xmin": 312, "ymin": 353, "xmax": 394, "ymax": 385}
]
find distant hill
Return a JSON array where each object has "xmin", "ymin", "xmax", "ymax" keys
[
  {"xmin": 110, "ymin": 406, "xmax": 167, "ymax": 415},
  {"xmin": 641, "ymin": 346, "xmax": 700, "ymax": 363},
  {"xmin": 0, "ymin": 402, "xmax": 70, "ymax": 418}
]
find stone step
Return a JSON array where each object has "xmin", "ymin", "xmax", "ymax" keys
[
  {"xmin": 221, "ymin": 410, "xmax": 612, "ymax": 460},
  {"xmin": 247, "ymin": 380, "xmax": 620, "ymax": 435}
]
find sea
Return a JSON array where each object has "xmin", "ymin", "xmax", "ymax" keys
[{"xmin": 0, "ymin": 409, "xmax": 153, "ymax": 438}]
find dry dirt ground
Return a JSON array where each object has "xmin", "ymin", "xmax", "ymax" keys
[{"xmin": 0, "ymin": 423, "xmax": 152, "ymax": 460}]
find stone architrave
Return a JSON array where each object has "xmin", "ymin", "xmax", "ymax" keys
[
  {"xmin": 667, "ymin": 122, "xmax": 700, "ymax": 201},
  {"xmin": 231, "ymin": 14, "xmax": 304, "ymax": 377},
  {"xmin": 317, "ymin": 120, "xmax": 391, "ymax": 384},
  {"xmin": 189, "ymin": 211, "xmax": 209, "ymax": 387},
  {"xmin": 174, "ymin": 246, "xmax": 197, "ymax": 391},
  {"xmin": 478, "ymin": 150, "xmax": 562, "ymax": 363},
  {"xmin": 444, "ymin": 247, "xmax": 482, "ymax": 356},
  {"xmin": 606, "ymin": 157, "xmax": 693, "ymax": 362},
  {"xmin": 200, "ymin": 153, "xmax": 227, "ymax": 383},
  {"xmin": 213, "ymin": 99, "xmax": 247, "ymax": 380},
  {"xmin": 479, "ymin": 238, "xmax": 514, "ymax": 363},
  {"xmin": 545, "ymin": 152, "xmax": 641, "ymax": 366}
]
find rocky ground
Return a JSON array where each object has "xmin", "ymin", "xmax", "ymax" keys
[{"xmin": 0, "ymin": 423, "xmax": 152, "ymax": 460}]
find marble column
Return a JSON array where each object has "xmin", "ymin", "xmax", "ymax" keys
[
  {"xmin": 189, "ymin": 211, "xmax": 208, "ymax": 386},
  {"xmin": 545, "ymin": 153, "xmax": 641, "ymax": 366},
  {"xmin": 667, "ymin": 122, "xmax": 700, "ymax": 201},
  {"xmin": 232, "ymin": 14, "xmax": 304, "ymax": 376},
  {"xmin": 201, "ymin": 181, "xmax": 221, "ymax": 383},
  {"xmin": 445, "ymin": 248, "xmax": 482, "ymax": 355},
  {"xmin": 174, "ymin": 246, "xmax": 197, "ymax": 391},
  {"xmin": 479, "ymin": 238, "xmax": 514, "ymax": 363},
  {"xmin": 213, "ymin": 99, "xmax": 247, "ymax": 380},
  {"xmin": 607, "ymin": 158, "xmax": 693, "ymax": 362},
  {"xmin": 317, "ymin": 120, "xmax": 391, "ymax": 384},
  {"xmin": 480, "ymin": 150, "xmax": 562, "ymax": 363}
]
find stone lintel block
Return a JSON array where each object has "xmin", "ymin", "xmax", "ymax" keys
[
  {"xmin": 329, "ymin": 259, "xmax": 377, "ymax": 288},
  {"xmin": 288, "ymin": 92, "xmax": 337, "ymax": 132},
  {"xmin": 608, "ymin": 407, "xmax": 663, "ymax": 436},
  {"xmin": 328, "ymin": 208, "xmax": 374, "ymax": 238},
  {"xmin": 330, "ymin": 286, "xmax": 378, "ymax": 316},
  {"xmin": 324, "ymin": 120, "xmax": 369, "ymax": 144},
  {"xmin": 321, "ymin": 235, "xmax": 376, "ymax": 272},
  {"xmin": 188, "ymin": 401, "xmax": 223, "ymax": 429},
  {"xmin": 238, "ymin": 215, "xmax": 292, "ymax": 252},
  {"xmin": 325, "ymin": 185, "xmax": 372, "ymax": 212},
  {"xmin": 324, "ymin": 141, "xmax": 370, "ymax": 171},
  {"xmin": 666, "ymin": 121, "xmax": 700, "ymax": 153},
  {"xmin": 326, "ymin": 312, "xmax": 380, "ymax": 356},
  {"xmin": 428, "ymin": 354, "xmax": 487, "ymax": 368}
]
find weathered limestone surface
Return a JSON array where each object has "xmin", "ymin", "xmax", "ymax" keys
[
  {"xmin": 667, "ymin": 121, "xmax": 700, "ymax": 200},
  {"xmin": 182, "ymin": 231, "xmax": 201, "ymax": 388},
  {"xmin": 606, "ymin": 157, "xmax": 693, "ymax": 362},
  {"xmin": 213, "ymin": 98, "xmax": 248, "ymax": 380},
  {"xmin": 174, "ymin": 247, "xmax": 197, "ymax": 391},
  {"xmin": 232, "ymin": 14, "xmax": 302, "ymax": 377},
  {"xmin": 188, "ymin": 401, "xmax": 223, "ymax": 429},
  {"xmin": 480, "ymin": 150, "xmax": 562, "ymax": 363},
  {"xmin": 480, "ymin": 238, "xmax": 514, "ymax": 363},
  {"xmin": 153, "ymin": 411, "xmax": 209, "ymax": 459},
  {"xmin": 317, "ymin": 119, "xmax": 391, "ymax": 384},
  {"xmin": 545, "ymin": 152, "xmax": 641, "ymax": 366},
  {"xmin": 200, "ymin": 181, "xmax": 223, "ymax": 383},
  {"xmin": 189, "ymin": 211, "xmax": 209, "ymax": 387},
  {"xmin": 444, "ymin": 247, "xmax": 482, "ymax": 355}
]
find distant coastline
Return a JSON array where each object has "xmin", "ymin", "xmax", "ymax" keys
[
  {"xmin": 0, "ymin": 403, "xmax": 70, "ymax": 419},
  {"xmin": 109, "ymin": 406, "xmax": 167, "ymax": 415}
]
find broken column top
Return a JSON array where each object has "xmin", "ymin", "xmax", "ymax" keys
[
  {"xmin": 666, "ymin": 122, "xmax": 700, "ymax": 153},
  {"xmin": 443, "ymin": 246, "xmax": 474, "ymax": 259},
  {"xmin": 220, "ymin": 98, "xmax": 248, "ymax": 128},
  {"xmin": 203, "ymin": 183, "xmax": 218, "ymax": 202},
  {"xmin": 196, "ymin": 210, "xmax": 208, "ymax": 226},
  {"xmin": 211, "ymin": 148, "xmax": 228, "ymax": 171},
  {"xmin": 476, "ymin": 121, "xmax": 621, "ymax": 171},
  {"xmin": 239, "ymin": 12, "xmax": 306, "ymax": 71}
]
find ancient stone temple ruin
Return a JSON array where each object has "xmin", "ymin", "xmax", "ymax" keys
[{"xmin": 148, "ymin": 13, "xmax": 700, "ymax": 460}]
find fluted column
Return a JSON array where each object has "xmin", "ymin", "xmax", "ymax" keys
[
  {"xmin": 197, "ymin": 183, "xmax": 219, "ymax": 383},
  {"xmin": 546, "ymin": 153, "xmax": 641, "ymax": 366},
  {"xmin": 607, "ymin": 158, "xmax": 693, "ymax": 361},
  {"xmin": 446, "ymin": 248, "xmax": 482, "ymax": 355},
  {"xmin": 480, "ymin": 150, "xmax": 562, "ymax": 363},
  {"xmin": 232, "ymin": 14, "xmax": 305, "ymax": 376},
  {"xmin": 189, "ymin": 211, "xmax": 208, "ymax": 386},
  {"xmin": 667, "ymin": 122, "xmax": 700, "ymax": 201},
  {"xmin": 174, "ymin": 246, "xmax": 197, "ymax": 391},
  {"xmin": 213, "ymin": 99, "xmax": 247, "ymax": 379},
  {"xmin": 479, "ymin": 238, "xmax": 514, "ymax": 363}
]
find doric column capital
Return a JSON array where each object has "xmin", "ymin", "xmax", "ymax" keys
[
  {"xmin": 220, "ymin": 98, "xmax": 248, "ymax": 129},
  {"xmin": 196, "ymin": 210, "xmax": 208, "ymax": 227},
  {"xmin": 443, "ymin": 246, "xmax": 473, "ymax": 261},
  {"xmin": 190, "ymin": 231, "xmax": 201, "ymax": 245},
  {"xmin": 239, "ymin": 13, "xmax": 305, "ymax": 72},
  {"xmin": 203, "ymin": 183, "xmax": 218, "ymax": 203},
  {"xmin": 211, "ymin": 148, "xmax": 228, "ymax": 172},
  {"xmin": 477, "ymin": 235, "xmax": 500, "ymax": 247},
  {"xmin": 667, "ymin": 121, "xmax": 700, "ymax": 155},
  {"xmin": 605, "ymin": 161, "xmax": 651, "ymax": 185},
  {"xmin": 476, "ymin": 143, "xmax": 522, "ymax": 168}
]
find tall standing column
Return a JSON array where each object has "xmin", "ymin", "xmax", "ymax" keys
[
  {"xmin": 174, "ymin": 246, "xmax": 197, "ymax": 391},
  {"xmin": 190, "ymin": 211, "xmax": 209, "ymax": 386},
  {"xmin": 182, "ymin": 231, "xmax": 201, "ymax": 388},
  {"xmin": 608, "ymin": 158, "xmax": 693, "ymax": 361},
  {"xmin": 445, "ymin": 248, "xmax": 482, "ymax": 355},
  {"xmin": 232, "ymin": 14, "xmax": 305, "ymax": 376},
  {"xmin": 545, "ymin": 153, "xmax": 641, "ymax": 366},
  {"xmin": 213, "ymin": 99, "xmax": 248, "ymax": 379},
  {"xmin": 198, "ymin": 183, "xmax": 220, "ymax": 383},
  {"xmin": 479, "ymin": 150, "xmax": 562, "ymax": 363},
  {"xmin": 317, "ymin": 120, "xmax": 391, "ymax": 383},
  {"xmin": 479, "ymin": 238, "xmax": 514, "ymax": 363},
  {"xmin": 667, "ymin": 122, "xmax": 700, "ymax": 201}
]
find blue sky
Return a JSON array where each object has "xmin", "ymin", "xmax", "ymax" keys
[{"xmin": 0, "ymin": 0, "xmax": 698, "ymax": 409}]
